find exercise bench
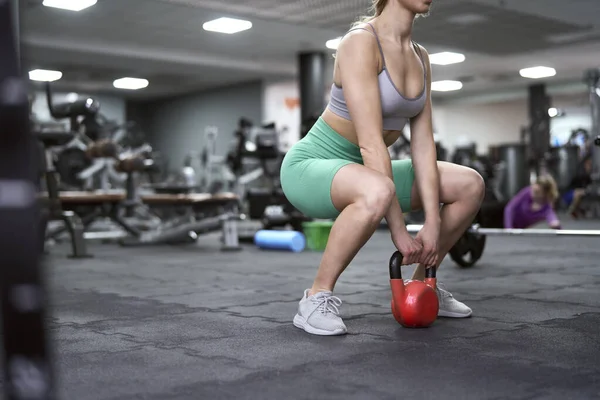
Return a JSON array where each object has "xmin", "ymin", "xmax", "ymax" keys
[
  {"xmin": 46, "ymin": 190, "xmax": 142, "ymax": 241},
  {"xmin": 128, "ymin": 192, "xmax": 241, "ymax": 249}
]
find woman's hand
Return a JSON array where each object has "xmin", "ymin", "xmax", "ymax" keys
[
  {"xmin": 415, "ymin": 221, "xmax": 440, "ymax": 267},
  {"xmin": 392, "ymin": 231, "xmax": 423, "ymax": 265}
]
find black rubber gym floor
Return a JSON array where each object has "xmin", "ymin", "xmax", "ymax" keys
[{"xmin": 45, "ymin": 218, "xmax": 600, "ymax": 400}]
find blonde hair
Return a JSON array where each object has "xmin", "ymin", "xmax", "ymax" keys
[
  {"xmin": 536, "ymin": 175, "xmax": 559, "ymax": 203},
  {"xmin": 352, "ymin": 0, "xmax": 388, "ymax": 27}
]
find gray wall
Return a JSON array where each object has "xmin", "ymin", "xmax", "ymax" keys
[
  {"xmin": 142, "ymin": 81, "xmax": 263, "ymax": 169},
  {"xmin": 32, "ymin": 90, "xmax": 126, "ymax": 126}
]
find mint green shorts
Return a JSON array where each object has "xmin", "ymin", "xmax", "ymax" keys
[{"xmin": 280, "ymin": 117, "xmax": 415, "ymax": 219}]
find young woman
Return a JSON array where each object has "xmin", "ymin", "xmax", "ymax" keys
[
  {"xmin": 280, "ymin": 0, "xmax": 485, "ymax": 336},
  {"xmin": 504, "ymin": 176, "xmax": 561, "ymax": 230}
]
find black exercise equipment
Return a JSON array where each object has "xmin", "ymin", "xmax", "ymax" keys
[
  {"xmin": 45, "ymin": 83, "xmax": 99, "ymax": 189},
  {"xmin": 46, "ymin": 82, "xmax": 99, "ymax": 133},
  {"xmin": 447, "ymin": 229, "xmax": 487, "ymax": 268},
  {"xmin": 228, "ymin": 122, "xmax": 308, "ymax": 234},
  {"xmin": 37, "ymin": 130, "xmax": 89, "ymax": 258},
  {"xmin": 44, "ymin": 146, "xmax": 157, "ymax": 242},
  {"xmin": 124, "ymin": 193, "xmax": 241, "ymax": 249},
  {"xmin": 0, "ymin": 1, "xmax": 56, "ymax": 398}
]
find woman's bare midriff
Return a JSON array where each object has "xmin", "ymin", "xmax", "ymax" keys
[{"xmin": 321, "ymin": 108, "xmax": 402, "ymax": 148}]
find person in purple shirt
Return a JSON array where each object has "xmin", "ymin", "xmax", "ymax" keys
[{"xmin": 504, "ymin": 175, "xmax": 561, "ymax": 229}]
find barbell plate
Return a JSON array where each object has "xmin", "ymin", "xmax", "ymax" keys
[{"xmin": 405, "ymin": 224, "xmax": 600, "ymax": 237}]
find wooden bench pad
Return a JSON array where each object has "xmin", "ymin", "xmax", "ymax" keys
[
  {"xmin": 141, "ymin": 192, "xmax": 238, "ymax": 205},
  {"xmin": 39, "ymin": 190, "xmax": 127, "ymax": 203}
]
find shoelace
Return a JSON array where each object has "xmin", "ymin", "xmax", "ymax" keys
[{"xmin": 311, "ymin": 295, "xmax": 342, "ymax": 316}]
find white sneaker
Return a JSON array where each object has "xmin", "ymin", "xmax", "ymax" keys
[
  {"xmin": 293, "ymin": 289, "xmax": 347, "ymax": 336},
  {"xmin": 436, "ymin": 283, "xmax": 472, "ymax": 318}
]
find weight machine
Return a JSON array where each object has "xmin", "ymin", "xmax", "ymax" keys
[
  {"xmin": 226, "ymin": 122, "xmax": 308, "ymax": 236},
  {"xmin": 46, "ymin": 83, "xmax": 150, "ymax": 191},
  {"xmin": 167, "ymin": 126, "xmax": 235, "ymax": 194},
  {"xmin": 230, "ymin": 123, "xmax": 281, "ymax": 200},
  {"xmin": 37, "ymin": 130, "xmax": 90, "ymax": 258},
  {"xmin": 198, "ymin": 126, "xmax": 235, "ymax": 193}
]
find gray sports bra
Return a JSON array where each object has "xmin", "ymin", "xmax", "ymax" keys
[{"xmin": 327, "ymin": 23, "xmax": 427, "ymax": 131}]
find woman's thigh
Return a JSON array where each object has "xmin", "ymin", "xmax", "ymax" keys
[
  {"xmin": 330, "ymin": 163, "xmax": 396, "ymax": 213},
  {"xmin": 390, "ymin": 159, "xmax": 415, "ymax": 212},
  {"xmin": 280, "ymin": 156, "xmax": 354, "ymax": 219}
]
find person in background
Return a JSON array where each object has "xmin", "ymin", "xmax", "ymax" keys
[
  {"xmin": 504, "ymin": 175, "xmax": 561, "ymax": 230},
  {"xmin": 563, "ymin": 156, "xmax": 593, "ymax": 218}
]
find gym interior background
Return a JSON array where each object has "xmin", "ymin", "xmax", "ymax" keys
[{"xmin": 5, "ymin": 0, "xmax": 600, "ymax": 399}]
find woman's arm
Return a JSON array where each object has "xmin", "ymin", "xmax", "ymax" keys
[
  {"xmin": 337, "ymin": 31, "xmax": 408, "ymax": 236},
  {"xmin": 409, "ymin": 47, "xmax": 440, "ymax": 227},
  {"xmin": 545, "ymin": 207, "xmax": 561, "ymax": 229},
  {"xmin": 503, "ymin": 187, "xmax": 530, "ymax": 228}
]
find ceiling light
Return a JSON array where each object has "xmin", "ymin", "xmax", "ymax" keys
[
  {"xmin": 29, "ymin": 69, "xmax": 63, "ymax": 82},
  {"xmin": 431, "ymin": 80, "xmax": 463, "ymax": 92},
  {"xmin": 519, "ymin": 66, "xmax": 556, "ymax": 79},
  {"xmin": 326, "ymin": 37, "xmax": 342, "ymax": 50},
  {"xmin": 548, "ymin": 108, "xmax": 565, "ymax": 118},
  {"xmin": 429, "ymin": 52, "xmax": 465, "ymax": 66},
  {"xmin": 43, "ymin": 0, "xmax": 97, "ymax": 12},
  {"xmin": 113, "ymin": 77, "xmax": 149, "ymax": 90},
  {"xmin": 66, "ymin": 93, "xmax": 79, "ymax": 102},
  {"xmin": 202, "ymin": 17, "xmax": 252, "ymax": 34}
]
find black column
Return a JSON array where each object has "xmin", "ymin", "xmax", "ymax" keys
[
  {"xmin": 528, "ymin": 83, "xmax": 551, "ymax": 172},
  {"xmin": 298, "ymin": 52, "xmax": 326, "ymax": 138}
]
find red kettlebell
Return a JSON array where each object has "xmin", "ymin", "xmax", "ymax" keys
[{"xmin": 389, "ymin": 251, "xmax": 439, "ymax": 328}]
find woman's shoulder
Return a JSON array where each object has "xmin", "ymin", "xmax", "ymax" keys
[{"xmin": 337, "ymin": 26, "xmax": 378, "ymax": 56}]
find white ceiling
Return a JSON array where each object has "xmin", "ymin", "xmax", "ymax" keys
[{"xmin": 20, "ymin": 0, "xmax": 600, "ymax": 101}]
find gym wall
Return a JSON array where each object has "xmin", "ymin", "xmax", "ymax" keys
[
  {"xmin": 434, "ymin": 91, "xmax": 591, "ymax": 154},
  {"xmin": 262, "ymin": 80, "xmax": 301, "ymax": 151},
  {"xmin": 31, "ymin": 90, "xmax": 126, "ymax": 125},
  {"xmin": 139, "ymin": 81, "xmax": 263, "ymax": 168},
  {"xmin": 262, "ymin": 57, "xmax": 334, "ymax": 151}
]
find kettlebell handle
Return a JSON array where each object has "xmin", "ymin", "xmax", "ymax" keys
[{"xmin": 389, "ymin": 251, "xmax": 436, "ymax": 279}]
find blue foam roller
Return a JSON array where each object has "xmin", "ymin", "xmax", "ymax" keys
[{"xmin": 254, "ymin": 230, "xmax": 306, "ymax": 252}]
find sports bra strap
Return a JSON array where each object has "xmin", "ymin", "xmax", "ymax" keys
[
  {"xmin": 365, "ymin": 23, "xmax": 387, "ymax": 67},
  {"xmin": 346, "ymin": 23, "xmax": 426, "ymax": 77},
  {"xmin": 411, "ymin": 42, "xmax": 427, "ymax": 78},
  {"xmin": 346, "ymin": 24, "xmax": 387, "ymax": 67}
]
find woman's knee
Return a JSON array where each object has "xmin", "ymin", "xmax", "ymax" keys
[
  {"xmin": 463, "ymin": 168, "xmax": 486, "ymax": 203},
  {"xmin": 356, "ymin": 177, "xmax": 396, "ymax": 219},
  {"xmin": 438, "ymin": 162, "xmax": 485, "ymax": 206}
]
